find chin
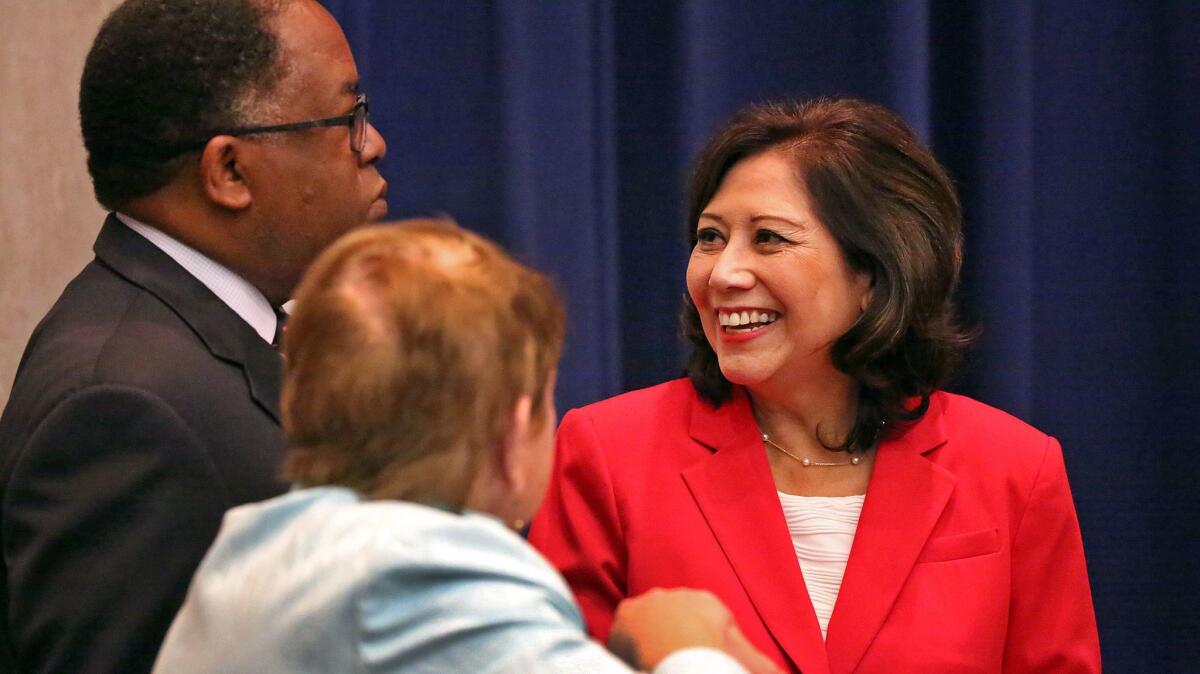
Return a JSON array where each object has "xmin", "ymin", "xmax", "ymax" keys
[
  {"xmin": 366, "ymin": 199, "xmax": 389, "ymax": 223},
  {"xmin": 717, "ymin": 359, "xmax": 773, "ymax": 389}
]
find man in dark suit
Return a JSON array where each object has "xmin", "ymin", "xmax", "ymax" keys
[{"xmin": 0, "ymin": 1, "xmax": 387, "ymax": 672}]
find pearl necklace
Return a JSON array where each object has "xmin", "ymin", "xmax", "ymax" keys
[{"xmin": 760, "ymin": 432, "xmax": 864, "ymax": 467}]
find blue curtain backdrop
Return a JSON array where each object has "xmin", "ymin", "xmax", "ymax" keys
[{"xmin": 325, "ymin": 1, "xmax": 1198, "ymax": 669}]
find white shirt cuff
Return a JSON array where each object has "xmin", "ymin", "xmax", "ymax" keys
[{"xmin": 653, "ymin": 647, "xmax": 748, "ymax": 674}]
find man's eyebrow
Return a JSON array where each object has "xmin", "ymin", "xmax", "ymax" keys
[{"xmin": 344, "ymin": 81, "xmax": 360, "ymax": 95}]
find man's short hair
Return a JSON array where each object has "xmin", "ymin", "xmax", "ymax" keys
[
  {"xmin": 79, "ymin": 0, "xmax": 290, "ymax": 210},
  {"xmin": 281, "ymin": 219, "xmax": 566, "ymax": 507}
]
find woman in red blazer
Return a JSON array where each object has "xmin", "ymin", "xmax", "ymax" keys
[{"xmin": 530, "ymin": 99, "xmax": 1100, "ymax": 673}]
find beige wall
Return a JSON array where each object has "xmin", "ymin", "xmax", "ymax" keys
[{"xmin": 0, "ymin": 0, "xmax": 122, "ymax": 408}]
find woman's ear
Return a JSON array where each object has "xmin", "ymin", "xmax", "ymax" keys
[
  {"xmin": 464, "ymin": 394, "xmax": 535, "ymax": 524},
  {"xmin": 859, "ymin": 272, "xmax": 875, "ymax": 313},
  {"xmin": 499, "ymin": 394, "xmax": 535, "ymax": 492},
  {"xmin": 198, "ymin": 137, "xmax": 252, "ymax": 210}
]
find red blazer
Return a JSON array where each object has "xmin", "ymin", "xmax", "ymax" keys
[{"xmin": 529, "ymin": 379, "xmax": 1100, "ymax": 673}]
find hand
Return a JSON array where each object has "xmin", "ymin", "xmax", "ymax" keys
[{"xmin": 607, "ymin": 588, "xmax": 784, "ymax": 674}]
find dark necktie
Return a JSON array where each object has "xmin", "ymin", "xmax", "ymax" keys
[{"xmin": 271, "ymin": 306, "xmax": 288, "ymax": 349}]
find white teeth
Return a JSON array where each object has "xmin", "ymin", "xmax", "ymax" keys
[{"xmin": 718, "ymin": 310, "xmax": 778, "ymax": 329}]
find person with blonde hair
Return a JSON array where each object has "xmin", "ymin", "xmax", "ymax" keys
[{"xmin": 153, "ymin": 219, "xmax": 779, "ymax": 674}]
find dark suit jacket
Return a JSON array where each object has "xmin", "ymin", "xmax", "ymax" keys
[
  {"xmin": 0, "ymin": 216, "xmax": 289, "ymax": 673},
  {"xmin": 529, "ymin": 379, "xmax": 1101, "ymax": 674}
]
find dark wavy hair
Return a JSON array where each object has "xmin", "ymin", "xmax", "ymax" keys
[
  {"xmin": 683, "ymin": 98, "xmax": 972, "ymax": 452},
  {"xmin": 79, "ymin": 0, "xmax": 290, "ymax": 210}
]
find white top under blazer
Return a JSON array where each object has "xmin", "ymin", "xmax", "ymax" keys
[{"xmin": 776, "ymin": 493, "xmax": 866, "ymax": 639}]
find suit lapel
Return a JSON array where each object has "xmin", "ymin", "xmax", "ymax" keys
[
  {"xmin": 824, "ymin": 395, "xmax": 954, "ymax": 673},
  {"xmin": 93, "ymin": 215, "xmax": 282, "ymax": 422},
  {"xmin": 682, "ymin": 388, "xmax": 831, "ymax": 674}
]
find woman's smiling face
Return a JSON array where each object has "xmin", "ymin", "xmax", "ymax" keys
[{"xmin": 685, "ymin": 148, "xmax": 872, "ymax": 392}]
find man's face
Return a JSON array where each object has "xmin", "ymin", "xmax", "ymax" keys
[{"xmin": 244, "ymin": 0, "xmax": 388, "ymax": 301}]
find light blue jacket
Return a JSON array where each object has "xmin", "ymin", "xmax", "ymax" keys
[{"xmin": 153, "ymin": 487, "xmax": 744, "ymax": 673}]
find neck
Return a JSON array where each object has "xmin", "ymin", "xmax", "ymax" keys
[
  {"xmin": 748, "ymin": 369, "xmax": 860, "ymax": 455},
  {"xmin": 124, "ymin": 193, "xmax": 291, "ymax": 305},
  {"xmin": 463, "ymin": 460, "xmax": 518, "ymax": 525}
]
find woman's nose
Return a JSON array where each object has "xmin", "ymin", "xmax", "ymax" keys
[{"xmin": 708, "ymin": 245, "xmax": 755, "ymax": 290}]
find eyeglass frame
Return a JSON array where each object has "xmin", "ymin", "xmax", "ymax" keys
[{"xmin": 164, "ymin": 93, "xmax": 370, "ymax": 156}]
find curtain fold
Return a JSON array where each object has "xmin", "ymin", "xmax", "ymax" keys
[{"xmin": 493, "ymin": 1, "xmax": 623, "ymax": 406}]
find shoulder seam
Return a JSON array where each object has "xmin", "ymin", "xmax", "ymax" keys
[
  {"xmin": 577, "ymin": 409, "xmax": 629, "ymax": 553},
  {"xmin": 89, "ymin": 286, "xmax": 164, "ymax": 386},
  {"xmin": 1009, "ymin": 435, "xmax": 1055, "ymax": 544}
]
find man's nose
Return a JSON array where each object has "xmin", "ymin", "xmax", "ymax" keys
[{"xmin": 360, "ymin": 121, "xmax": 386, "ymax": 165}]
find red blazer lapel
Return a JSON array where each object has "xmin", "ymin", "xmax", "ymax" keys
[
  {"xmin": 682, "ymin": 389, "xmax": 831, "ymax": 674},
  {"xmin": 825, "ymin": 396, "xmax": 955, "ymax": 673}
]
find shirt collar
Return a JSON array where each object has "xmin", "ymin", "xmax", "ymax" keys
[{"xmin": 115, "ymin": 212, "xmax": 280, "ymax": 344}]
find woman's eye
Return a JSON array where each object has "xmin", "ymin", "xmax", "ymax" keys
[
  {"xmin": 695, "ymin": 228, "xmax": 723, "ymax": 244},
  {"xmin": 754, "ymin": 229, "xmax": 788, "ymax": 245}
]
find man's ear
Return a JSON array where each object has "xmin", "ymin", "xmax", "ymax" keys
[
  {"xmin": 498, "ymin": 394, "xmax": 535, "ymax": 493},
  {"xmin": 198, "ymin": 136, "xmax": 252, "ymax": 210}
]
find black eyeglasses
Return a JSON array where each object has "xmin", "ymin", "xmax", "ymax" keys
[{"xmin": 165, "ymin": 93, "xmax": 370, "ymax": 155}]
